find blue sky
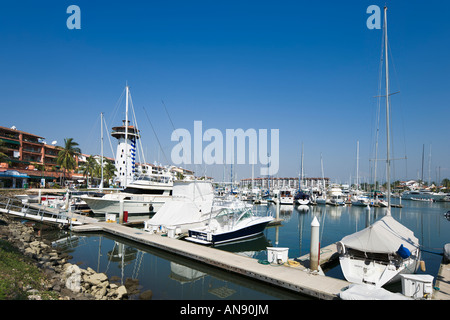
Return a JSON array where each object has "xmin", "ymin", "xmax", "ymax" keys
[{"xmin": 1, "ymin": 1, "xmax": 449, "ymax": 184}]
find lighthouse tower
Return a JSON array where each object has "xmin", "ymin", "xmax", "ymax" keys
[{"xmin": 111, "ymin": 86, "xmax": 140, "ymax": 188}]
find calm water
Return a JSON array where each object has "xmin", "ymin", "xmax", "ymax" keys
[{"xmin": 47, "ymin": 198, "xmax": 450, "ymax": 300}]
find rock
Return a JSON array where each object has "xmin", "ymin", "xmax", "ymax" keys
[
  {"xmin": 85, "ymin": 272, "xmax": 108, "ymax": 286},
  {"xmin": 65, "ymin": 264, "xmax": 81, "ymax": 277},
  {"xmin": 139, "ymin": 290, "xmax": 153, "ymax": 300},
  {"xmin": 66, "ymin": 273, "xmax": 82, "ymax": 293},
  {"xmin": 116, "ymin": 285, "xmax": 127, "ymax": 299}
]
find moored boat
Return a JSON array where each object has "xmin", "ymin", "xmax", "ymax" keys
[{"xmin": 186, "ymin": 207, "xmax": 273, "ymax": 245}]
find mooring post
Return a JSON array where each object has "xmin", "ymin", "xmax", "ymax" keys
[
  {"xmin": 119, "ymin": 199, "xmax": 124, "ymax": 224},
  {"xmin": 310, "ymin": 215, "xmax": 320, "ymax": 271},
  {"xmin": 276, "ymin": 198, "xmax": 280, "ymax": 221}
]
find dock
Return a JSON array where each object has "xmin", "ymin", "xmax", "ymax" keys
[
  {"xmin": 0, "ymin": 195, "xmax": 98, "ymax": 227},
  {"xmin": 72, "ymin": 221, "xmax": 349, "ymax": 300},
  {"xmin": 433, "ymin": 258, "xmax": 450, "ymax": 300}
]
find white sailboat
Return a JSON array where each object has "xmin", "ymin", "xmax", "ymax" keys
[
  {"xmin": 337, "ymin": 6, "xmax": 421, "ymax": 288},
  {"xmin": 294, "ymin": 143, "xmax": 310, "ymax": 205}
]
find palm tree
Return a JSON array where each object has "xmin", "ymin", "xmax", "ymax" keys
[
  {"xmin": 103, "ymin": 161, "xmax": 116, "ymax": 187},
  {"xmin": 80, "ymin": 155, "xmax": 97, "ymax": 187},
  {"xmin": 0, "ymin": 139, "xmax": 9, "ymax": 162},
  {"xmin": 57, "ymin": 138, "xmax": 81, "ymax": 184}
]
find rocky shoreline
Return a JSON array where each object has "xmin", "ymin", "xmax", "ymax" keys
[{"xmin": 0, "ymin": 212, "xmax": 150, "ymax": 300}]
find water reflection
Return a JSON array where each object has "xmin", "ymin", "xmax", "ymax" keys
[{"xmin": 47, "ymin": 199, "xmax": 450, "ymax": 299}]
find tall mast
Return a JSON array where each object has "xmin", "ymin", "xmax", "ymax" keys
[
  {"xmin": 384, "ymin": 6, "xmax": 391, "ymax": 214},
  {"xmin": 356, "ymin": 140, "xmax": 359, "ymax": 190},
  {"xmin": 100, "ymin": 112, "xmax": 104, "ymax": 191},
  {"xmin": 124, "ymin": 85, "xmax": 129, "ymax": 188},
  {"xmin": 300, "ymin": 143, "xmax": 304, "ymax": 190}
]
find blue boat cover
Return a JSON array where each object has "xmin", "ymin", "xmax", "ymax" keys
[{"xmin": 397, "ymin": 244, "xmax": 411, "ymax": 259}]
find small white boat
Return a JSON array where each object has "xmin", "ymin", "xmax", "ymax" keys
[
  {"xmin": 186, "ymin": 207, "xmax": 273, "ymax": 245},
  {"xmin": 337, "ymin": 215, "xmax": 421, "ymax": 287},
  {"xmin": 294, "ymin": 190, "xmax": 310, "ymax": 205},
  {"xmin": 351, "ymin": 195, "xmax": 370, "ymax": 207},
  {"xmin": 279, "ymin": 190, "xmax": 294, "ymax": 205}
]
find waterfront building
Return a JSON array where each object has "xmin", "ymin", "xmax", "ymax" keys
[
  {"xmin": 239, "ymin": 177, "xmax": 329, "ymax": 190},
  {"xmin": 0, "ymin": 125, "xmax": 86, "ymax": 188}
]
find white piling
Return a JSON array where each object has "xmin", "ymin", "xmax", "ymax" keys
[
  {"xmin": 119, "ymin": 199, "xmax": 124, "ymax": 224},
  {"xmin": 38, "ymin": 189, "xmax": 41, "ymax": 204},
  {"xmin": 276, "ymin": 198, "xmax": 280, "ymax": 221},
  {"xmin": 310, "ymin": 216, "xmax": 320, "ymax": 271}
]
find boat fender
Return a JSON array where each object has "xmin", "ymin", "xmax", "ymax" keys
[
  {"xmin": 149, "ymin": 204, "xmax": 154, "ymax": 212},
  {"xmin": 420, "ymin": 260, "xmax": 426, "ymax": 272},
  {"xmin": 396, "ymin": 244, "xmax": 411, "ymax": 259}
]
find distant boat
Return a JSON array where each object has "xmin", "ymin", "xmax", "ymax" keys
[
  {"xmin": 337, "ymin": 6, "xmax": 421, "ymax": 288},
  {"xmin": 351, "ymin": 195, "xmax": 370, "ymax": 207},
  {"xmin": 294, "ymin": 190, "xmax": 310, "ymax": 205},
  {"xmin": 326, "ymin": 185, "xmax": 345, "ymax": 206},
  {"xmin": 294, "ymin": 143, "xmax": 310, "ymax": 206},
  {"xmin": 279, "ymin": 189, "xmax": 294, "ymax": 205},
  {"xmin": 402, "ymin": 190, "xmax": 446, "ymax": 202}
]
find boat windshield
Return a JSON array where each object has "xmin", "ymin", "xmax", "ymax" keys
[
  {"xmin": 134, "ymin": 174, "xmax": 172, "ymax": 184},
  {"xmin": 214, "ymin": 208, "xmax": 253, "ymax": 226}
]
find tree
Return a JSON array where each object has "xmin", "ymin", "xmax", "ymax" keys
[
  {"xmin": 0, "ymin": 139, "xmax": 9, "ymax": 162},
  {"xmin": 57, "ymin": 138, "xmax": 81, "ymax": 184},
  {"xmin": 80, "ymin": 155, "xmax": 97, "ymax": 186},
  {"xmin": 103, "ymin": 161, "xmax": 116, "ymax": 187}
]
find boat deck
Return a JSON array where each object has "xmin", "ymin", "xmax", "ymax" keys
[{"xmin": 72, "ymin": 221, "xmax": 349, "ymax": 299}]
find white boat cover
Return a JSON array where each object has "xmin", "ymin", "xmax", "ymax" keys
[
  {"xmin": 340, "ymin": 215, "xmax": 419, "ymax": 254},
  {"xmin": 147, "ymin": 199, "xmax": 213, "ymax": 226},
  {"xmin": 171, "ymin": 180, "xmax": 214, "ymax": 202},
  {"xmin": 146, "ymin": 180, "xmax": 215, "ymax": 227},
  {"xmin": 340, "ymin": 284, "xmax": 412, "ymax": 300}
]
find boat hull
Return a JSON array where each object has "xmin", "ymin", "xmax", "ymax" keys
[
  {"xmin": 338, "ymin": 253, "xmax": 421, "ymax": 287},
  {"xmin": 187, "ymin": 219, "xmax": 272, "ymax": 245},
  {"xmin": 83, "ymin": 195, "xmax": 169, "ymax": 216}
]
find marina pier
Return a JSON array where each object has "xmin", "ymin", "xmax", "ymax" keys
[{"xmin": 72, "ymin": 221, "xmax": 348, "ymax": 300}]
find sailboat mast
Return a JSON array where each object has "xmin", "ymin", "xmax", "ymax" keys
[
  {"xmin": 384, "ymin": 6, "xmax": 391, "ymax": 213},
  {"xmin": 300, "ymin": 143, "xmax": 304, "ymax": 190},
  {"xmin": 100, "ymin": 112, "xmax": 104, "ymax": 191},
  {"xmin": 125, "ymin": 85, "xmax": 129, "ymax": 188}
]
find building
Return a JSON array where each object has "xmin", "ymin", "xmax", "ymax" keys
[
  {"xmin": 239, "ymin": 177, "xmax": 329, "ymax": 190},
  {"xmin": 0, "ymin": 126, "xmax": 84, "ymax": 188}
]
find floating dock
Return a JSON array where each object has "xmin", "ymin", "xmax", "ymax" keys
[
  {"xmin": 72, "ymin": 221, "xmax": 349, "ymax": 299},
  {"xmin": 433, "ymin": 258, "xmax": 450, "ymax": 300}
]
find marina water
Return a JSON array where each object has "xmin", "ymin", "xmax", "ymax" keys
[{"xmin": 47, "ymin": 199, "xmax": 449, "ymax": 299}]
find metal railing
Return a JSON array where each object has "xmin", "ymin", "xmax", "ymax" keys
[{"xmin": 0, "ymin": 195, "xmax": 87, "ymax": 228}]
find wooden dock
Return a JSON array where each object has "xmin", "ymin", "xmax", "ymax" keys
[
  {"xmin": 433, "ymin": 259, "xmax": 450, "ymax": 300},
  {"xmin": 72, "ymin": 221, "xmax": 349, "ymax": 299}
]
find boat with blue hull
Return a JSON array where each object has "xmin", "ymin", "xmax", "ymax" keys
[{"xmin": 186, "ymin": 208, "xmax": 273, "ymax": 245}]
